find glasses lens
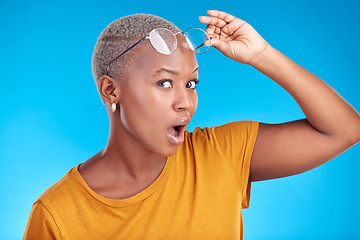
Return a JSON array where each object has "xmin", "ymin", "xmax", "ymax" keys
[
  {"xmin": 149, "ymin": 28, "xmax": 177, "ymax": 55},
  {"xmin": 185, "ymin": 27, "xmax": 210, "ymax": 54}
]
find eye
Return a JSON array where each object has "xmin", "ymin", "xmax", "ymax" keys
[
  {"xmin": 157, "ymin": 80, "xmax": 173, "ymax": 88},
  {"xmin": 186, "ymin": 79, "xmax": 199, "ymax": 89}
]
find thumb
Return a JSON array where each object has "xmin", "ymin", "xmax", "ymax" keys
[{"xmin": 209, "ymin": 38, "xmax": 231, "ymax": 55}]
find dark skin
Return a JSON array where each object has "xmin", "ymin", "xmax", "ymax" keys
[
  {"xmin": 79, "ymin": 36, "xmax": 199, "ymax": 199},
  {"xmin": 80, "ymin": 10, "xmax": 360, "ymax": 199},
  {"xmin": 199, "ymin": 10, "xmax": 360, "ymax": 181}
]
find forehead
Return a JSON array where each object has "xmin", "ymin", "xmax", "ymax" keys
[{"xmin": 127, "ymin": 38, "xmax": 198, "ymax": 77}]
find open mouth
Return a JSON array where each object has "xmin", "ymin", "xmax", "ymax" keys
[
  {"xmin": 168, "ymin": 125, "xmax": 185, "ymax": 137},
  {"xmin": 166, "ymin": 117, "xmax": 190, "ymax": 145},
  {"xmin": 167, "ymin": 125, "xmax": 186, "ymax": 144}
]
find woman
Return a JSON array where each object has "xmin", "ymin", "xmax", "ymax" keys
[{"xmin": 23, "ymin": 10, "xmax": 360, "ymax": 239}]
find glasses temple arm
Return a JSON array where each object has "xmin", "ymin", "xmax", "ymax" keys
[{"xmin": 106, "ymin": 37, "xmax": 147, "ymax": 75}]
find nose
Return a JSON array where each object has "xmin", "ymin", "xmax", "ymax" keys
[{"xmin": 173, "ymin": 87, "xmax": 195, "ymax": 112}]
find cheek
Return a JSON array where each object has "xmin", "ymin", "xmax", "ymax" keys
[
  {"xmin": 190, "ymin": 92, "xmax": 198, "ymax": 116},
  {"xmin": 121, "ymin": 80, "xmax": 155, "ymax": 106},
  {"xmin": 121, "ymin": 85, "xmax": 169, "ymax": 121},
  {"xmin": 119, "ymin": 86, "xmax": 151, "ymax": 125}
]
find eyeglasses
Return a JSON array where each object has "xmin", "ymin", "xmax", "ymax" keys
[{"xmin": 106, "ymin": 27, "xmax": 211, "ymax": 75}]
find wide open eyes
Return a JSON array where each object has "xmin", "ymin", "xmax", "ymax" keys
[
  {"xmin": 186, "ymin": 79, "xmax": 199, "ymax": 89},
  {"xmin": 157, "ymin": 79, "xmax": 199, "ymax": 89},
  {"xmin": 157, "ymin": 80, "xmax": 173, "ymax": 88}
]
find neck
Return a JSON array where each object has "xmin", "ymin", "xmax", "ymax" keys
[
  {"xmin": 78, "ymin": 115, "xmax": 169, "ymax": 199},
  {"xmin": 97, "ymin": 116, "xmax": 167, "ymax": 181},
  {"xmin": 104, "ymin": 130, "xmax": 166, "ymax": 180}
]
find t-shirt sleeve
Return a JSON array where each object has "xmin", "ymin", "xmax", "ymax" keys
[
  {"xmin": 23, "ymin": 200, "xmax": 62, "ymax": 240},
  {"xmin": 200, "ymin": 121, "xmax": 259, "ymax": 208}
]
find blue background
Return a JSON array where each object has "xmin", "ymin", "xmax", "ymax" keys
[{"xmin": 1, "ymin": 0, "xmax": 359, "ymax": 239}]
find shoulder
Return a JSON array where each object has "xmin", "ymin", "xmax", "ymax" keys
[
  {"xmin": 36, "ymin": 166, "xmax": 79, "ymax": 205},
  {"xmin": 181, "ymin": 121, "xmax": 259, "ymax": 158},
  {"xmin": 187, "ymin": 120, "xmax": 259, "ymax": 142}
]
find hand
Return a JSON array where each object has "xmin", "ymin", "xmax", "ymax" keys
[{"xmin": 199, "ymin": 10, "xmax": 269, "ymax": 65}]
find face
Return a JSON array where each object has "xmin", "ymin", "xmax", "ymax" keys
[{"xmin": 115, "ymin": 36, "xmax": 199, "ymax": 157}]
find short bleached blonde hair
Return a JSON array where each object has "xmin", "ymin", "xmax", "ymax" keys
[{"xmin": 91, "ymin": 14, "xmax": 180, "ymax": 85}]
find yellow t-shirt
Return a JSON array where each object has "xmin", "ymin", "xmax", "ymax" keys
[{"xmin": 23, "ymin": 121, "xmax": 259, "ymax": 240}]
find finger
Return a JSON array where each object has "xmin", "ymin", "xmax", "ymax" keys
[
  {"xmin": 206, "ymin": 25, "xmax": 231, "ymax": 40},
  {"xmin": 202, "ymin": 16, "xmax": 243, "ymax": 38},
  {"xmin": 208, "ymin": 37, "xmax": 230, "ymax": 54},
  {"xmin": 207, "ymin": 10, "xmax": 247, "ymax": 36},
  {"xmin": 208, "ymin": 25, "xmax": 234, "ymax": 41},
  {"xmin": 205, "ymin": 25, "xmax": 216, "ymax": 35},
  {"xmin": 206, "ymin": 25, "xmax": 220, "ymax": 35},
  {"xmin": 209, "ymin": 33, "xmax": 220, "ymax": 40},
  {"xmin": 199, "ymin": 16, "xmax": 227, "ymax": 29},
  {"xmin": 207, "ymin": 10, "xmax": 238, "ymax": 24},
  {"xmin": 199, "ymin": 16, "xmax": 211, "ymax": 25},
  {"xmin": 212, "ymin": 26, "xmax": 221, "ymax": 35}
]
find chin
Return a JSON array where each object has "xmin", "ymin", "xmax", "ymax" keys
[{"xmin": 155, "ymin": 144, "xmax": 180, "ymax": 158}]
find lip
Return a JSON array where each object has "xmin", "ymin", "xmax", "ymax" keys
[
  {"xmin": 166, "ymin": 117, "xmax": 191, "ymax": 145},
  {"xmin": 170, "ymin": 117, "xmax": 191, "ymax": 127}
]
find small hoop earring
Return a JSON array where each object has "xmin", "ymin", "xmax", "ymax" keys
[{"xmin": 111, "ymin": 102, "xmax": 116, "ymax": 112}]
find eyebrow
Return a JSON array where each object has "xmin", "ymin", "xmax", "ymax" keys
[{"xmin": 152, "ymin": 67, "xmax": 199, "ymax": 76}]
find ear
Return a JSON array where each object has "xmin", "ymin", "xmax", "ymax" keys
[{"xmin": 97, "ymin": 74, "xmax": 120, "ymax": 104}]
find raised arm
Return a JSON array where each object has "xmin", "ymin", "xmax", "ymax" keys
[{"xmin": 200, "ymin": 10, "xmax": 360, "ymax": 181}]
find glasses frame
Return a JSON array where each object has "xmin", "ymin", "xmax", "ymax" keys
[{"xmin": 106, "ymin": 27, "xmax": 210, "ymax": 75}]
